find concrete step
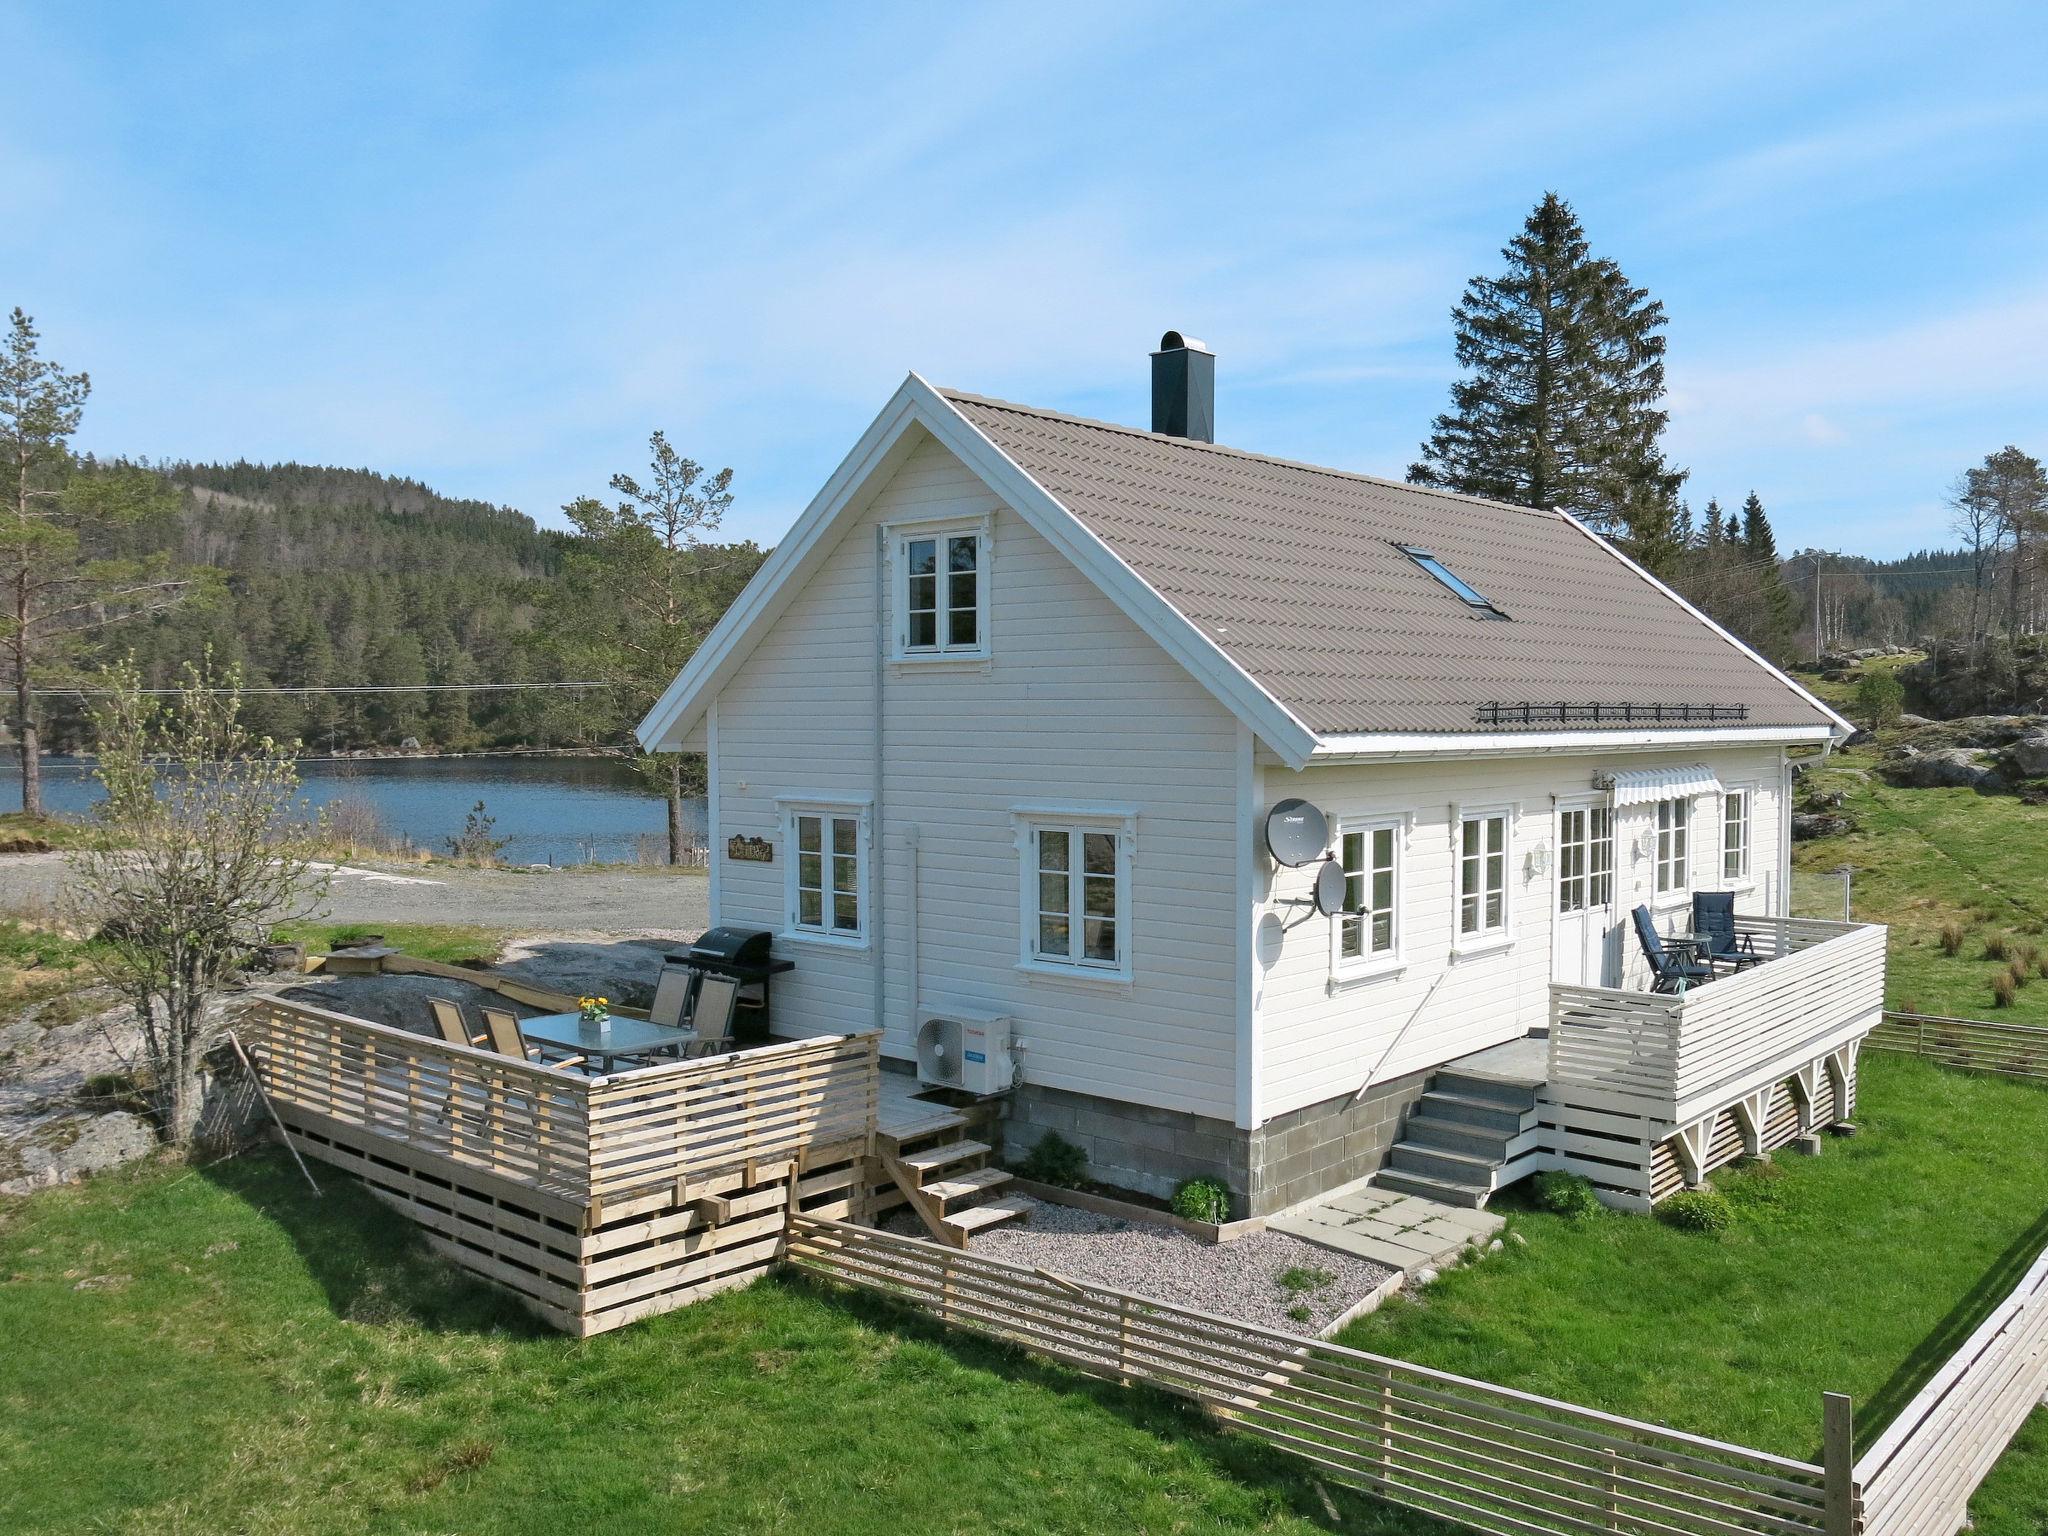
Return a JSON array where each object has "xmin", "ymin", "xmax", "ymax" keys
[
  {"xmin": 923, "ymin": 1165, "xmax": 1013, "ymax": 1212},
  {"xmin": 1372, "ymin": 1168, "xmax": 1490, "ymax": 1209},
  {"xmin": 1387, "ymin": 1140, "xmax": 1497, "ymax": 1187},
  {"xmin": 1401, "ymin": 1115, "xmax": 1513, "ymax": 1160},
  {"xmin": 1416, "ymin": 1090, "xmax": 1528, "ymax": 1135},
  {"xmin": 1433, "ymin": 1069, "xmax": 1541, "ymax": 1112},
  {"xmin": 942, "ymin": 1193, "xmax": 1031, "ymax": 1240},
  {"xmin": 896, "ymin": 1139, "xmax": 990, "ymax": 1183}
]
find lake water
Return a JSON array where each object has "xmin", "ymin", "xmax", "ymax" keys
[{"xmin": 0, "ymin": 756, "xmax": 708, "ymax": 866}]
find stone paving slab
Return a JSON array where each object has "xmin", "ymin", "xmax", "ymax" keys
[{"xmin": 1267, "ymin": 1181, "xmax": 1505, "ymax": 1275}]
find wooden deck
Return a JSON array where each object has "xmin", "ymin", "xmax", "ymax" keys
[
  {"xmin": 240, "ymin": 998, "xmax": 884, "ymax": 1334},
  {"xmin": 1524, "ymin": 916, "xmax": 1886, "ymax": 1209}
]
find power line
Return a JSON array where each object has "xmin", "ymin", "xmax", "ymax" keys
[{"xmin": 30, "ymin": 680, "xmax": 619, "ymax": 697}]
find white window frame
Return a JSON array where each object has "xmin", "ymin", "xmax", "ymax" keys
[
  {"xmin": 1454, "ymin": 805, "xmax": 1514, "ymax": 955},
  {"xmin": 1011, "ymin": 805, "xmax": 1135, "ymax": 985},
  {"xmin": 1332, "ymin": 815, "xmax": 1406, "ymax": 980},
  {"xmin": 1654, "ymin": 796, "xmax": 1692, "ymax": 902},
  {"xmin": 778, "ymin": 798, "xmax": 871, "ymax": 949},
  {"xmin": 891, "ymin": 516, "xmax": 992, "ymax": 662},
  {"xmin": 1722, "ymin": 788, "xmax": 1753, "ymax": 886}
]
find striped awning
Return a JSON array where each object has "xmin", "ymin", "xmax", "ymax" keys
[{"xmin": 1596, "ymin": 763, "xmax": 1723, "ymax": 807}]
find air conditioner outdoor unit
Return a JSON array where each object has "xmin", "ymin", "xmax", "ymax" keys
[{"xmin": 914, "ymin": 1009, "xmax": 1013, "ymax": 1096}]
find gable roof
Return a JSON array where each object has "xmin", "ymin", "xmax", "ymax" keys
[
  {"xmin": 637, "ymin": 375, "xmax": 1847, "ymax": 769},
  {"xmin": 941, "ymin": 389, "xmax": 1846, "ymax": 744}
]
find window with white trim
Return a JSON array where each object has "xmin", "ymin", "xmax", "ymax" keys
[
  {"xmin": 1458, "ymin": 811, "xmax": 1509, "ymax": 938},
  {"xmin": 1558, "ymin": 805, "xmax": 1614, "ymax": 913},
  {"xmin": 895, "ymin": 523, "xmax": 989, "ymax": 657},
  {"xmin": 1017, "ymin": 815, "xmax": 1131, "ymax": 978},
  {"xmin": 1655, "ymin": 797, "xmax": 1690, "ymax": 895},
  {"xmin": 783, "ymin": 804, "xmax": 867, "ymax": 942},
  {"xmin": 1723, "ymin": 790, "xmax": 1751, "ymax": 882},
  {"xmin": 1336, "ymin": 819, "xmax": 1401, "ymax": 969}
]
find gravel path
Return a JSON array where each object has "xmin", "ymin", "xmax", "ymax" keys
[
  {"xmin": 0, "ymin": 852, "xmax": 710, "ymax": 936},
  {"xmin": 941, "ymin": 1196, "xmax": 1397, "ymax": 1335}
]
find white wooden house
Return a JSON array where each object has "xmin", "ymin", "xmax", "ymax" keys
[{"xmin": 639, "ymin": 335, "xmax": 1883, "ymax": 1217}]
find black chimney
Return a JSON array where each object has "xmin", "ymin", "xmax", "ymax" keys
[{"xmin": 1150, "ymin": 330, "xmax": 1214, "ymax": 442}]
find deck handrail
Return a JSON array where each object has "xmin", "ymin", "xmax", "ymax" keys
[
  {"xmin": 240, "ymin": 997, "xmax": 881, "ymax": 1214},
  {"xmin": 1548, "ymin": 918, "xmax": 1887, "ymax": 1119}
]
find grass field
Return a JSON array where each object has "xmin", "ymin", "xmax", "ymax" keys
[
  {"xmin": 272, "ymin": 920, "xmax": 507, "ymax": 967},
  {"xmin": 1791, "ymin": 744, "xmax": 2048, "ymax": 1022},
  {"xmin": 5, "ymin": 1053, "xmax": 2043, "ymax": 1535}
]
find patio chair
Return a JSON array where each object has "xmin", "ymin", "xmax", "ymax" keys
[
  {"xmin": 480, "ymin": 1006, "xmax": 586, "ymax": 1072},
  {"xmin": 683, "ymin": 974, "xmax": 740, "ymax": 1058},
  {"xmin": 1691, "ymin": 891, "xmax": 1762, "ymax": 974},
  {"xmin": 429, "ymin": 997, "xmax": 486, "ymax": 1048},
  {"xmin": 1631, "ymin": 905, "xmax": 1712, "ymax": 995},
  {"xmin": 648, "ymin": 961, "xmax": 697, "ymax": 1030}
]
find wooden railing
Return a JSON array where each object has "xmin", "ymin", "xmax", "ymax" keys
[
  {"xmin": 1550, "ymin": 918, "xmax": 1886, "ymax": 1121},
  {"xmin": 788, "ymin": 1215, "xmax": 1840, "ymax": 1536},
  {"xmin": 1855, "ymin": 1245, "xmax": 2048, "ymax": 1536},
  {"xmin": 1869, "ymin": 1012, "xmax": 2048, "ymax": 1082},
  {"xmin": 239, "ymin": 998, "xmax": 879, "ymax": 1216}
]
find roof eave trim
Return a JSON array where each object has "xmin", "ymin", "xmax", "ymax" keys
[
  {"xmin": 1307, "ymin": 723, "xmax": 1837, "ymax": 764},
  {"xmin": 635, "ymin": 380, "xmax": 929, "ymax": 751},
  {"xmin": 923, "ymin": 381, "xmax": 1321, "ymax": 769},
  {"xmin": 1553, "ymin": 511, "xmax": 1857, "ymax": 744}
]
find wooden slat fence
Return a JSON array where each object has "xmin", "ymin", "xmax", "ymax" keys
[
  {"xmin": 787, "ymin": 1216, "xmax": 1838, "ymax": 1536},
  {"xmin": 1855, "ymin": 1246, "xmax": 2048, "ymax": 1536},
  {"xmin": 240, "ymin": 999, "xmax": 879, "ymax": 1215},
  {"xmin": 1868, "ymin": 1013, "xmax": 2048, "ymax": 1083}
]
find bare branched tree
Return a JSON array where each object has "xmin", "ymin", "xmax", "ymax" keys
[{"xmin": 62, "ymin": 658, "xmax": 329, "ymax": 1144}]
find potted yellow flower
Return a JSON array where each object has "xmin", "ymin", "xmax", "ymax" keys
[{"xmin": 578, "ymin": 994, "xmax": 610, "ymax": 1028}]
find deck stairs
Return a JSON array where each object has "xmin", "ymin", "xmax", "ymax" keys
[
  {"xmin": 1373, "ymin": 1063, "xmax": 1546, "ymax": 1209},
  {"xmin": 875, "ymin": 1095, "xmax": 1028, "ymax": 1247}
]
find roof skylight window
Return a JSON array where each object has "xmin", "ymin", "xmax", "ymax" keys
[{"xmin": 1396, "ymin": 544, "xmax": 1509, "ymax": 620}]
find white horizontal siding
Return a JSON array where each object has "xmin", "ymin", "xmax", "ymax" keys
[
  {"xmin": 1254, "ymin": 745, "xmax": 1788, "ymax": 1123},
  {"xmin": 713, "ymin": 431, "xmax": 1242, "ymax": 1121}
]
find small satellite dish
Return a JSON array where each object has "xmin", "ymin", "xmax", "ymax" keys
[
  {"xmin": 1264, "ymin": 798, "xmax": 1330, "ymax": 867},
  {"xmin": 1312, "ymin": 858, "xmax": 1348, "ymax": 916}
]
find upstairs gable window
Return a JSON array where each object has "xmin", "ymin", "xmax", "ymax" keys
[{"xmin": 895, "ymin": 521, "xmax": 991, "ymax": 659}]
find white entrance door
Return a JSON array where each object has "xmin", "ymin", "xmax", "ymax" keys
[{"xmin": 1554, "ymin": 799, "xmax": 1620, "ymax": 987}]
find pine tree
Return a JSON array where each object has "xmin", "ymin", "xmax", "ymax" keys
[
  {"xmin": 1739, "ymin": 491, "xmax": 1779, "ymax": 563},
  {"xmin": 1700, "ymin": 497, "xmax": 1725, "ymax": 547},
  {"xmin": 1409, "ymin": 193, "xmax": 1686, "ymax": 547}
]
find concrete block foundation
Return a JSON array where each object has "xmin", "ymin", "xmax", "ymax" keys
[{"xmin": 995, "ymin": 1065, "xmax": 1435, "ymax": 1219}]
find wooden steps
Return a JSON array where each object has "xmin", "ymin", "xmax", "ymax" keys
[
  {"xmin": 875, "ymin": 1120, "xmax": 1023, "ymax": 1247},
  {"xmin": 897, "ymin": 1138, "xmax": 990, "ymax": 1175},
  {"xmin": 941, "ymin": 1194, "xmax": 1031, "ymax": 1240}
]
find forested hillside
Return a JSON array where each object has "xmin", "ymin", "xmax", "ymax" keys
[{"xmin": 46, "ymin": 460, "xmax": 763, "ymax": 754}]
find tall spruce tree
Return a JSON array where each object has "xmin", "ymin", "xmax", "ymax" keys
[{"xmin": 1409, "ymin": 193, "xmax": 1686, "ymax": 548}]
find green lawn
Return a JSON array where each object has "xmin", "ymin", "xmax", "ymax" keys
[
  {"xmin": 1338, "ymin": 1052, "xmax": 2048, "ymax": 1534},
  {"xmin": 4, "ymin": 1054, "xmax": 2043, "ymax": 1535},
  {"xmin": 1791, "ymin": 746, "xmax": 2048, "ymax": 1022},
  {"xmin": 275, "ymin": 920, "xmax": 508, "ymax": 967},
  {"xmin": 0, "ymin": 1155, "xmax": 1435, "ymax": 1536}
]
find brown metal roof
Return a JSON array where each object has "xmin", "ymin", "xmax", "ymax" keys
[{"xmin": 942, "ymin": 389, "xmax": 1838, "ymax": 739}]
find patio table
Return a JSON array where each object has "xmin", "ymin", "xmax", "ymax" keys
[{"xmin": 520, "ymin": 1011, "xmax": 698, "ymax": 1074}]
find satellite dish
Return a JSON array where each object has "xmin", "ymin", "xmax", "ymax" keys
[
  {"xmin": 1264, "ymin": 798, "xmax": 1330, "ymax": 867},
  {"xmin": 1313, "ymin": 858, "xmax": 1348, "ymax": 917}
]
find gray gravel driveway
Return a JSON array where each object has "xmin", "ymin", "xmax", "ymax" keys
[{"xmin": 0, "ymin": 852, "xmax": 710, "ymax": 938}]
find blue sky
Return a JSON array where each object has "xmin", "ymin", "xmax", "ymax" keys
[{"xmin": 2, "ymin": 3, "xmax": 2043, "ymax": 558}]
